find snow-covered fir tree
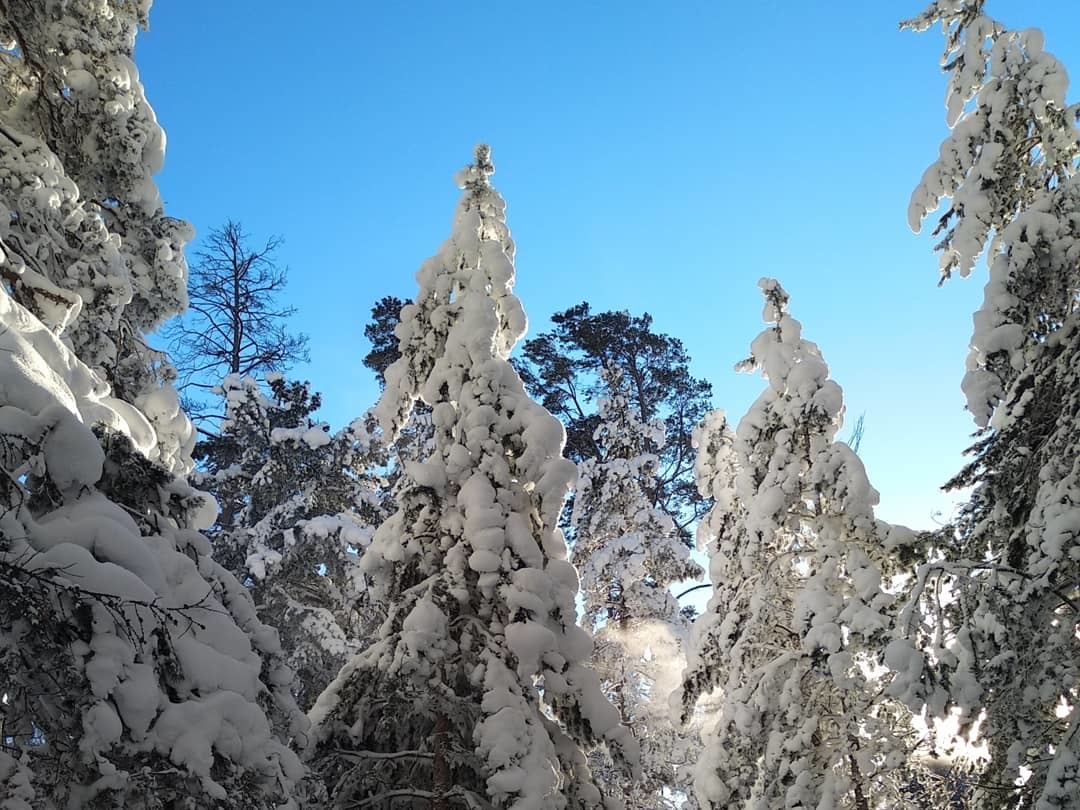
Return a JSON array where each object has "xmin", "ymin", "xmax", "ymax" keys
[
  {"xmin": 0, "ymin": 1, "xmax": 310, "ymax": 805},
  {"xmin": 894, "ymin": 4, "xmax": 1080, "ymax": 806},
  {"xmin": 195, "ymin": 374, "xmax": 388, "ymax": 711},
  {"xmin": 569, "ymin": 365, "xmax": 701, "ymax": 808},
  {"xmin": 308, "ymin": 146, "xmax": 638, "ymax": 809},
  {"xmin": 679, "ymin": 280, "xmax": 918, "ymax": 810}
]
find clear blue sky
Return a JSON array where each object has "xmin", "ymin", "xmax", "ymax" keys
[{"xmin": 136, "ymin": 1, "xmax": 1080, "ymax": 530}]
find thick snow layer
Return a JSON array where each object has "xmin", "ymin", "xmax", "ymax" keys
[
  {"xmin": 683, "ymin": 280, "xmax": 916, "ymax": 809},
  {"xmin": 0, "ymin": 286, "xmax": 194, "ymax": 475},
  {"xmin": 316, "ymin": 148, "xmax": 637, "ymax": 808},
  {"xmin": 0, "ymin": 286, "xmax": 303, "ymax": 804}
]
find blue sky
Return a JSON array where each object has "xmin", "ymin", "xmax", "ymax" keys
[{"xmin": 136, "ymin": 1, "xmax": 1080, "ymax": 530}]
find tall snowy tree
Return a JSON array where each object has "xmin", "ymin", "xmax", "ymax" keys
[
  {"xmin": 680, "ymin": 280, "xmax": 919, "ymax": 810},
  {"xmin": 194, "ymin": 373, "xmax": 388, "ymax": 711},
  {"xmin": 0, "ymin": 361, "xmax": 310, "ymax": 808},
  {"xmin": 570, "ymin": 365, "xmax": 702, "ymax": 808},
  {"xmin": 0, "ymin": 2, "xmax": 311, "ymax": 805},
  {"xmin": 308, "ymin": 146, "xmax": 638, "ymax": 809},
  {"xmin": 516, "ymin": 304, "xmax": 712, "ymax": 545},
  {"xmin": 893, "ymin": 4, "xmax": 1080, "ymax": 806}
]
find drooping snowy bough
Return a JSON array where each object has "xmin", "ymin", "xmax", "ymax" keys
[
  {"xmin": 308, "ymin": 146, "xmax": 638, "ymax": 809},
  {"xmin": 899, "ymin": 4, "xmax": 1080, "ymax": 806},
  {"xmin": 679, "ymin": 280, "xmax": 918, "ymax": 810},
  {"xmin": 0, "ymin": 2, "xmax": 309, "ymax": 806}
]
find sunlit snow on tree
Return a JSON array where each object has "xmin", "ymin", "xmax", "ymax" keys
[
  {"xmin": 308, "ymin": 146, "xmax": 639, "ymax": 810},
  {"xmin": 0, "ymin": 1, "xmax": 311, "ymax": 806},
  {"xmin": 896, "ymin": 4, "xmax": 1080, "ymax": 807},
  {"xmin": 680, "ymin": 280, "xmax": 919, "ymax": 810}
]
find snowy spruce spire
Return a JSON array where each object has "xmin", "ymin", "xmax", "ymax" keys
[
  {"xmin": 897, "ymin": 6, "xmax": 1080, "ymax": 806},
  {"xmin": 679, "ymin": 280, "xmax": 916, "ymax": 810},
  {"xmin": 309, "ymin": 146, "xmax": 638, "ymax": 809}
]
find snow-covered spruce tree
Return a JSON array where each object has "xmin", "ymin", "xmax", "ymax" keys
[
  {"xmin": 894, "ymin": 4, "xmax": 1080, "ymax": 806},
  {"xmin": 309, "ymin": 146, "xmax": 638, "ymax": 809},
  {"xmin": 195, "ymin": 374, "xmax": 388, "ymax": 711},
  {"xmin": 0, "ymin": 2, "xmax": 311, "ymax": 805},
  {"xmin": 570, "ymin": 364, "xmax": 701, "ymax": 808},
  {"xmin": 679, "ymin": 280, "xmax": 918, "ymax": 810}
]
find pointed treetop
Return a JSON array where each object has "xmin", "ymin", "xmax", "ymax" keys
[
  {"xmin": 455, "ymin": 143, "xmax": 495, "ymax": 191},
  {"xmin": 376, "ymin": 142, "xmax": 525, "ymax": 441},
  {"xmin": 475, "ymin": 142, "xmax": 494, "ymax": 174}
]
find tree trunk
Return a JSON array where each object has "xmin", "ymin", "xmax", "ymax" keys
[
  {"xmin": 432, "ymin": 713, "xmax": 451, "ymax": 810},
  {"xmin": 848, "ymin": 749, "xmax": 870, "ymax": 810}
]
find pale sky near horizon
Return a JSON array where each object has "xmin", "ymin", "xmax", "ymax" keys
[{"xmin": 136, "ymin": 1, "xmax": 1080, "ymax": 532}]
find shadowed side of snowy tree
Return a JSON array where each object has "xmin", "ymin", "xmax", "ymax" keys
[
  {"xmin": 680, "ymin": 280, "xmax": 921, "ymax": 810},
  {"xmin": 307, "ymin": 146, "xmax": 638, "ymax": 810},
  {"xmin": 0, "ymin": 1, "xmax": 314, "ymax": 806},
  {"xmin": 893, "ymin": 4, "xmax": 1080, "ymax": 807},
  {"xmin": 193, "ymin": 374, "xmax": 389, "ymax": 712}
]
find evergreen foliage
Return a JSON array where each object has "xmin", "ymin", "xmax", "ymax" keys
[
  {"xmin": 309, "ymin": 147, "xmax": 638, "ymax": 809},
  {"xmin": 570, "ymin": 365, "xmax": 702, "ymax": 808},
  {"xmin": 0, "ymin": 2, "xmax": 309, "ymax": 804},
  {"xmin": 681, "ymin": 280, "xmax": 920, "ymax": 810},
  {"xmin": 893, "ymin": 4, "xmax": 1080, "ymax": 806},
  {"xmin": 194, "ymin": 374, "xmax": 388, "ymax": 712},
  {"xmin": 516, "ymin": 304, "xmax": 712, "ymax": 544}
]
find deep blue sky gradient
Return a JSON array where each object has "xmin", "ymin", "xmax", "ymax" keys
[{"xmin": 137, "ymin": 1, "xmax": 1080, "ymax": 529}]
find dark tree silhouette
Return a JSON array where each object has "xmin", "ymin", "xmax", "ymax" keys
[
  {"xmin": 167, "ymin": 220, "xmax": 309, "ymax": 411},
  {"xmin": 515, "ymin": 303, "xmax": 712, "ymax": 544},
  {"xmin": 363, "ymin": 295, "xmax": 406, "ymax": 388}
]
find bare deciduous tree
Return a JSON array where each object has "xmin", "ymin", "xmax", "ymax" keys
[{"xmin": 167, "ymin": 220, "xmax": 309, "ymax": 411}]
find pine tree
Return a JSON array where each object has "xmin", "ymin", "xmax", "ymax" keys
[
  {"xmin": 363, "ymin": 295, "xmax": 407, "ymax": 387},
  {"xmin": 0, "ymin": 2, "xmax": 310, "ymax": 805},
  {"xmin": 194, "ymin": 374, "xmax": 388, "ymax": 711},
  {"xmin": 680, "ymin": 280, "xmax": 917, "ymax": 810},
  {"xmin": 570, "ymin": 365, "xmax": 702, "ymax": 808},
  {"xmin": 516, "ymin": 304, "xmax": 712, "ymax": 545},
  {"xmin": 362, "ymin": 294, "xmax": 437, "ymax": 509},
  {"xmin": 308, "ymin": 146, "xmax": 638, "ymax": 809},
  {"xmin": 894, "ymin": 4, "xmax": 1080, "ymax": 806}
]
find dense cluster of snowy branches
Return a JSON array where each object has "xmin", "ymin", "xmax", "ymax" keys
[
  {"xmin": 0, "ymin": 1, "xmax": 308, "ymax": 807},
  {"xmin": 0, "ymin": 1, "xmax": 1077, "ymax": 809}
]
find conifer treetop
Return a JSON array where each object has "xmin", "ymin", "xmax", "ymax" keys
[{"xmin": 375, "ymin": 144, "xmax": 527, "ymax": 441}]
